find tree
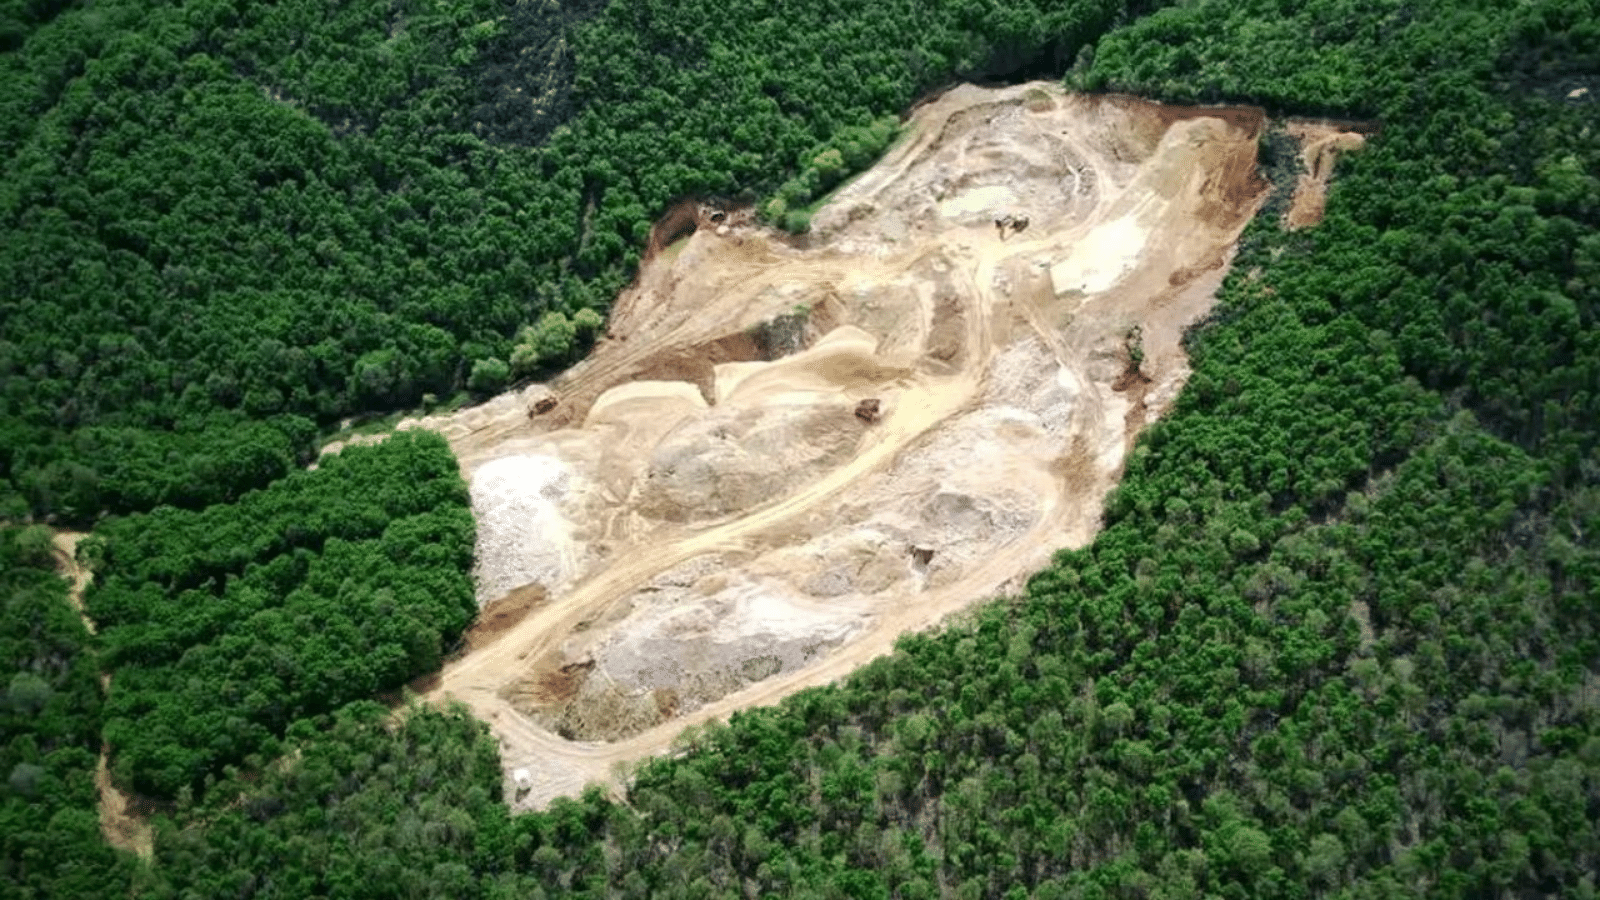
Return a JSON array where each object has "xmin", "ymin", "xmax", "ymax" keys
[
  {"xmin": 469, "ymin": 357, "xmax": 511, "ymax": 394},
  {"xmin": 1303, "ymin": 833, "xmax": 1345, "ymax": 885},
  {"xmin": 509, "ymin": 311, "xmax": 579, "ymax": 377}
]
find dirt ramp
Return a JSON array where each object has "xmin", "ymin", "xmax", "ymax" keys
[{"xmin": 1283, "ymin": 119, "xmax": 1374, "ymax": 229}]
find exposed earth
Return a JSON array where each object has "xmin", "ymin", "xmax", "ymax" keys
[
  {"xmin": 321, "ymin": 82, "xmax": 1294, "ymax": 809},
  {"xmin": 1282, "ymin": 119, "xmax": 1372, "ymax": 229}
]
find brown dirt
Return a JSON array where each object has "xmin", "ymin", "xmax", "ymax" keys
[
  {"xmin": 640, "ymin": 200, "xmax": 704, "ymax": 266},
  {"xmin": 463, "ymin": 582, "xmax": 548, "ymax": 651},
  {"xmin": 628, "ymin": 330, "xmax": 768, "ymax": 405},
  {"xmin": 653, "ymin": 688, "xmax": 680, "ymax": 718},
  {"xmin": 508, "ymin": 656, "xmax": 595, "ymax": 707},
  {"xmin": 50, "ymin": 531, "xmax": 154, "ymax": 861},
  {"xmin": 50, "ymin": 532, "xmax": 95, "ymax": 632},
  {"xmin": 333, "ymin": 83, "xmax": 1272, "ymax": 808},
  {"xmin": 1283, "ymin": 119, "xmax": 1377, "ymax": 229},
  {"xmin": 94, "ymin": 754, "xmax": 158, "ymax": 860},
  {"xmin": 1110, "ymin": 352, "xmax": 1152, "ymax": 393},
  {"xmin": 1112, "ymin": 355, "xmax": 1155, "ymax": 452}
]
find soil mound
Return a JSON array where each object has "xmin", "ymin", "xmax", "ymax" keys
[
  {"xmin": 637, "ymin": 401, "xmax": 866, "ymax": 522},
  {"xmin": 470, "ymin": 455, "xmax": 579, "ymax": 606},
  {"xmin": 1283, "ymin": 119, "xmax": 1376, "ymax": 229}
]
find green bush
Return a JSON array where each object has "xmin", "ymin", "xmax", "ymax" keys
[
  {"xmin": 508, "ymin": 310, "xmax": 581, "ymax": 377},
  {"xmin": 573, "ymin": 307, "xmax": 604, "ymax": 340},
  {"xmin": 467, "ymin": 357, "xmax": 510, "ymax": 394},
  {"xmin": 761, "ymin": 115, "xmax": 902, "ymax": 223}
]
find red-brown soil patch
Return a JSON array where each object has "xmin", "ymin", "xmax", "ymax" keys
[{"xmin": 465, "ymin": 582, "xmax": 549, "ymax": 651}]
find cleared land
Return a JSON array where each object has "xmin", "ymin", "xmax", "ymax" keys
[{"xmin": 332, "ymin": 83, "xmax": 1273, "ymax": 808}]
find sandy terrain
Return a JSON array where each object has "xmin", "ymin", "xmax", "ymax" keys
[
  {"xmin": 322, "ymin": 83, "xmax": 1271, "ymax": 809},
  {"xmin": 49, "ymin": 531, "xmax": 154, "ymax": 860}
]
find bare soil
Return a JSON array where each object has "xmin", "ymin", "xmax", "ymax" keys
[
  {"xmin": 462, "ymin": 582, "xmax": 548, "ymax": 652},
  {"xmin": 1283, "ymin": 119, "xmax": 1376, "ymax": 229},
  {"xmin": 326, "ymin": 83, "xmax": 1271, "ymax": 809}
]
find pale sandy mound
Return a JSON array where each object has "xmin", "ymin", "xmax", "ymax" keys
[
  {"xmin": 1051, "ymin": 217, "xmax": 1149, "ymax": 295},
  {"xmin": 522, "ymin": 558, "xmax": 865, "ymax": 741},
  {"xmin": 712, "ymin": 325, "xmax": 899, "ymax": 403},
  {"xmin": 781, "ymin": 527, "xmax": 919, "ymax": 599},
  {"xmin": 598, "ymin": 579, "xmax": 862, "ymax": 706},
  {"xmin": 470, "ymin": 455, "xmax": 579, "ymax": 606},
  {"xmin": 635, "ymin": 401, "xmax": 865, "ymax": 521},
  {"xmin": 846, "ymin": 412, "xmax": 1048, "ymax": 587},
  {"xmin": 982, "ymin": 337, "xmax": 1083, "ymax": 438},
  {"xmin": 584, "ymin": 380, "xmax": 707, "ymax": 426}
]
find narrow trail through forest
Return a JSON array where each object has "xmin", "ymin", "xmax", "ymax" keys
[
  {"xmin": 49, "ymin": 531, "xmax": 154, "ymax": 860},
  {"xmin": 320, "ymin": 83, "xmax": 1295, "ymax": 808}
]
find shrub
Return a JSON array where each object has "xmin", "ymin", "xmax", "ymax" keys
[{"xmin": 467, "ymin": 357, "xmax": 510, "ymax": 394}]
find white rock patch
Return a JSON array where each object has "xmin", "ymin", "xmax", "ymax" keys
[{"xmin": 470, "ymin": 455, "xmax": 578, "ymax": 607}]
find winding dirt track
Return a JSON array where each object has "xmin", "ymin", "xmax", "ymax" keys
[
  {"xmin": 49, "ymin": 531, "xmax": 154, "ymax": 859},
  {"xmin": 345, "ymin": 83, "xmax": 1274, "ymax": 808}
]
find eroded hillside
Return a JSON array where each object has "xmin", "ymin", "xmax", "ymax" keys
[{"xmin": 342, "ymin": 83, "xmax": 1273, "ymax": 808}]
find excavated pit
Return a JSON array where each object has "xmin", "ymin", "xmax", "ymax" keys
[{"xmin": 332, "ymin": 84, "xmax": 1279, "ymax": 809}]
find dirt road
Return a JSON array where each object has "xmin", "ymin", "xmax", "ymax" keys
[{"xmin": 336, "ymin": 83, "xmax": 1271, "ymax": 808}]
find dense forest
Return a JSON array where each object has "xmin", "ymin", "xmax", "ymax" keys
[
  {"xmin": 83, "ymin": 432, "xmax": 477, "ymax": 801},
  {"xmin": 2, "ymin": 0, "xmax": 1597, "ymax": 897}
]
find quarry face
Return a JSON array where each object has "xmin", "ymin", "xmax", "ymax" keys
[{"xmin": 367, "ymin": 83, "xmax": 1270, "ymax": 808}]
